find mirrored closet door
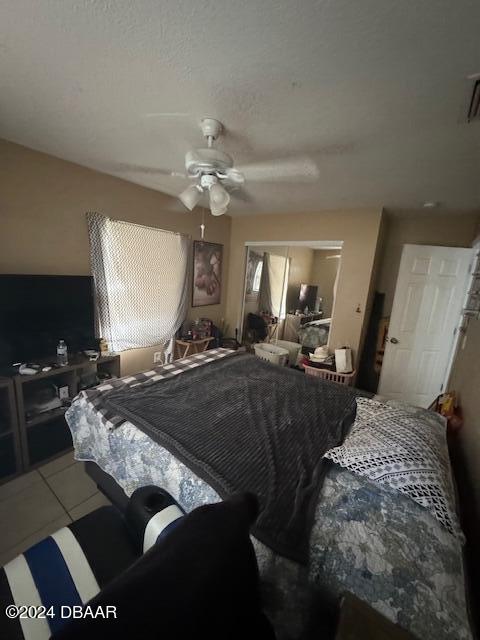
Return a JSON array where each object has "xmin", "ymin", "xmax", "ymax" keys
[{"xmin": 241, "ymin": 242, "xmax": 343, "ymax": 362}]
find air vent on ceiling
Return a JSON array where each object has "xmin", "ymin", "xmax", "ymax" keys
[{"xmin": 467, "ymin": 78, "xmax": 480, "ymax": 122}]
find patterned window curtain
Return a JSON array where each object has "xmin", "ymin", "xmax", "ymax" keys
[
  {"xmin": 258, "ymin": 252, "xmax": 290, "ymax": 318},
  {"xmin": 87, "ymin": 213, "xmax": 190, "ymax": 355},
  {"xmin": 279, "ymin": 257, "xmax": 290, "ymax": 319},
  {"xmin": 258, "ymin": 253, "xmax": 272, "ymax": 314},
  {"xmin": 268, "ymin": 253, "xmax": 289, "ymax": 318},
  {"xmin": 245, "ymin": 250, "xmax": 263, "ymax": 295}
]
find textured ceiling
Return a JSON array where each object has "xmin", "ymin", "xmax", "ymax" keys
[{"xmin": 1, "ymin": 0, "xmax": 479, "ymax": 215}]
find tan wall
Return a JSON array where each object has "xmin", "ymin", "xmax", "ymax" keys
[
  {"xmin": 377, "ymin": 212, "xmax": 479, "ymax": 315},
  {"xmin": 225, "ymin": 209, "xmax": 384, "ymax": 364},
  {"xmin": 310, "ymin": 250, "xmax": 341, "ymax": 317},
  {"xmin": 0, "ymin": 139, "xmax": 231, "ymax": 375}
]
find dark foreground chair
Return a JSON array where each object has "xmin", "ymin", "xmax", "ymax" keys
[{"xmin": 0, "ymin": 488, "xmax": 274, "ymax": 640}]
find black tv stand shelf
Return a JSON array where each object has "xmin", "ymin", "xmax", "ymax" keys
[
  {"xmin": 0, "ymin": 355, "xmax": 120, "ymax": 483},
  {"xmin": 0, "ymin": 378, "xmax": 22, "ymax": 484},
  {"xmin": 26, "ymin": 406, "xmax": 68, "ymax": 428}
]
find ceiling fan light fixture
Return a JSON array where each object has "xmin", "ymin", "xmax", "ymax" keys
[
  {"xmin": 209, "ymin": 182, "xmax": 230, "ymax": 209},
  {"xmin": 210, "ymin": 204, "xmax": 228, "ymax": 216},
  {"xmin": 179, "ymin": 184, "xmax": 202, "ymax": 211}
]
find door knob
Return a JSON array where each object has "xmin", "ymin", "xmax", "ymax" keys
[{"xmin": 390, "ymin": 337, "xmax": 399, "ymax": 344}]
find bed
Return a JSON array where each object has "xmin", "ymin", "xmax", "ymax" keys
[{"xmin": 66, "ymin": 349, "xmax": 472, "ymax": 640}]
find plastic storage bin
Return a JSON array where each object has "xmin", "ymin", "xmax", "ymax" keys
[
  {"xmin": 254, "ymin": 342, "xmax": 289, "ymax": 366},
  {"xmin": 273, "ymin": 340, "xmax": 302, "ymax": 366},
  {"xmin": 303, "ymin": 364, "xmax": 356, "ymax": 386}
]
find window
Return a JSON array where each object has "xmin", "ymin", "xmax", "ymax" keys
[{"xmin": 87, "ymin": 213, "xmax": 189, "ymax": 353}]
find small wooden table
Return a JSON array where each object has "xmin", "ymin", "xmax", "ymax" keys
[{"xmin": 174, "ymin": 337, "xmax": 214, "ymax": 360}]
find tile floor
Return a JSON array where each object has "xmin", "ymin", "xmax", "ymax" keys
[{"xmin": 0, "ymin": 452, "xmax": 111, "ymax": 566}]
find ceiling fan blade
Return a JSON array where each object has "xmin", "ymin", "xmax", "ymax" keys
[
  {"xmin": 142, "ymin": 112, "xmax": 192, "ymax": 119},
  {"xmin": 235, "ymin": 157, "xmax": 319, "ymax": 182},
  {"xmin": 223, "ymin": 168, "xmax": 245, "ymax": 185},
  {"xmin": 104, "ymin": 163, "xmax": 194, "ymax": 200},
  {"xmin": 112, "ymin": 163, "xmax": 188, "ymax": 179},
  {"xmin": 230, "ymin": 188, "xmax": 254, "ymax": 204}
]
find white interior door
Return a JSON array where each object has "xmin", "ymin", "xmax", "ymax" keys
[{"xmin": 378, "ymin": 244, "xmax": 472, "ymax": 408}]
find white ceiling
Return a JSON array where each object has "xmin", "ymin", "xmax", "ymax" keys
[{"xmin": 1, "ymin": 0, "xmax": 479, "ymax": 215}]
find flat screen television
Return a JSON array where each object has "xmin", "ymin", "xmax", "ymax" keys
[
  {"xmin": 298, "ymin": 284, "xmax": 318, "ymax": 312},
  {"xmin": 0, "ymin": 274, "xmax": 96, "ymax": 367}
]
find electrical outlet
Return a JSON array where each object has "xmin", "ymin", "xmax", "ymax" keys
[
  {"xmin": 58, "ymin": 385, "xmax": 70, "ymax": 400},
  {"xmin": 153, "ymin": 351, "xmax": 163, "ymax": 364}
]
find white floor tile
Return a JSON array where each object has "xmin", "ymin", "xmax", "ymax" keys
[
  {"xmin": 38, "ymin": 451, "xmax": 76, "ymax": 479},
  {"xmin": 0, "ymin": 481, "xmax": 66, "ymax": 552},
  {"xmin": 0, "ymin": 471, "xmax": 42, "ymax": 503},
  {"xmin": 45, "ymin": 462, "xmax": 98, "ymax": 511}
]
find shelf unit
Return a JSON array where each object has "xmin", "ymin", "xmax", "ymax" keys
[
  {"xmin": 0, "ymin": 355, "xmax": 120, "ymax": 481},
  {"xmin": 0, "ymin": 378, "xmax": 23, "ymax": 484}
]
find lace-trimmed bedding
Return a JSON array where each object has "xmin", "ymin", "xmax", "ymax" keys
[{"xmin": 325, "ymin": 397, "xmax": 462, "ymax": 539}]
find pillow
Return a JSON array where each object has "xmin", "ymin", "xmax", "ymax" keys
[
  {"xmin": 325, "ymin": 398, "xmax": 462, "ymax": 539},
  {"xmin": 52, "ymin": 493, "xmax": 275, "ymax": 640}
]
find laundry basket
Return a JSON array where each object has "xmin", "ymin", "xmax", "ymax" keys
[
  {"xmin": 303, "ymin": 364, "xmax": 356, "ymax": 386},
  {"xmin": 273, "ymin": 340, "xmax": 302, "ymax": 366},
  {"xmin": 254, "ymin": 342, "xmax": 289, "ymax": 366}
]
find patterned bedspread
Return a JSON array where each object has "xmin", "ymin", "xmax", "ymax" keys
[{"xmin": 66, "ymin": 396, "xmax": 472, "ymax": 640}]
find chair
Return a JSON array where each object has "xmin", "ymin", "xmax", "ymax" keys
[
  {"xmin": 0, "ymin": 487, "xmax": 184, "ymax": 639},
  {"xmin": 0, "ymin": 488, "xmax": 274, "ymax": 640}
]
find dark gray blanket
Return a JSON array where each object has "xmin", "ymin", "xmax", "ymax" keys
[{"xmin": 104, "ymin": 353, "xmax": 359, "ymax": 564}]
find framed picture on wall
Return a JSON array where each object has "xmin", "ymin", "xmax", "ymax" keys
[{"xmin": 192, "ymin": 241, "xmax": 223, "ymax": 307}]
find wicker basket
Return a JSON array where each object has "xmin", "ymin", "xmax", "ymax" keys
[
  {"xmin": 273, "ymin": 340, "xmax": 302, "ymax": 366},
  {"xmin": 304, "ymin": 364, "xmax": 356, "ymax": 386},
  {"xmin": 253, "ymin": 342, "xmax": 289, "ymax": 366}
]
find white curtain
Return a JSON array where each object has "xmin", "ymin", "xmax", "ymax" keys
[
  {"xmin": 87, "ymin": 213, "xmax": 190, "ymax": 353},
  {"xmin": 331, "ymin": 256, "xmax": 341, "ymax": 318},
  {"xmin": 269, "ymin": 254, "xmax": 290, "ymax": 319}
]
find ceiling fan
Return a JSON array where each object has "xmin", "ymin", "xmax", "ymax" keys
[
  {"xmin": 178, "ymin": 118, "xmax": 247, "ymax": 216},
  {"xmin": 114, "ymin": 117, "xmax": 320, "ymax": 216}
]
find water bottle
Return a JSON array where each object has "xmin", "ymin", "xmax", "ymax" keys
[{"xmin": 57, "ymin": 339, "xmax": 68, "ymax": 366}]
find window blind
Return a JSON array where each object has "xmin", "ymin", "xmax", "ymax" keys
[{"xmin": 87, "ymin": 213, "xmax": 190, "ymax": 353}]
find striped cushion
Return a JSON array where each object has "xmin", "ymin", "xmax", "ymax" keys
[{"xmin": 0, "ymin": 506, "xmax": 138, "ymax": 640}]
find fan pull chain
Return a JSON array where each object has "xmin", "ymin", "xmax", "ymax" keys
[{"xmin": 200, "ymin": 208, "xmax": 206, "ymax": 239}]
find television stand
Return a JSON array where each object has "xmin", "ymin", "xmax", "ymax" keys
[
  {"xmin": 0, "ymin": 354, "xmax": 120, "ymax": 483},
  {"xmin": 0, "ymin": 378, "xmax": 22, "ymax": 485}
]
